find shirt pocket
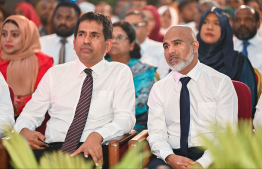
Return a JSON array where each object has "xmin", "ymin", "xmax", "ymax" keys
[
  {"xmin": 197, "ymin": 102, "xmax": 216, "ymax": 122},
  {"xmin": 88, "ymin": 91, "xmax": 113, "ymax": 119}
]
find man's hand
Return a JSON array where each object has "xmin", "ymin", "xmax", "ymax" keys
[
  {"xmin": 71, "ymin": 132, "xmax": 103, "ymax": 167},
  {"xmin": 20, "ymin": 128, "xmax": 47, "ymax": 150},
  {"xmin": 165, "ymin": 154, "xmax": 195, "ymax": 169}
]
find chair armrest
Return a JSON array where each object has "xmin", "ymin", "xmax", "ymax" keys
[
  {"xmin": 0, "ymin": 138, "xmax": 10, "ymax": 169},
  {"xmin": 128, "ymin": 130, "xmax": 148, "ymax": 148},
  {"xmin": 128, "ymin": 130, "xmax": 151, "ymax": 168},
  {"xmin": 106, "ymin": 130, "xmax": 137, "ymax": 168}
]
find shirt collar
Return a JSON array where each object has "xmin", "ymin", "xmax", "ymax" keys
[
  {"xmin": 173, "ymin": 60, "xmax": 202, "ymax": 84},
  {"xmin": 54, "ymin": 34, "xmax": 75, "ymax": 44},
  {"xmin": 76, "ymin": 58, "xmax": 106, "ymax": 77},
  {"xmin": 248, "ymin": 34, "xmax": 258, "ymax": 46},
  {"xmin": 140, "ymin": 37, "xmax": 149, "ymax": 49}
]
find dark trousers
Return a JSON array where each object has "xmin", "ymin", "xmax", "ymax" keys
[
  {"xmin": 33, "ymin": 142, "xmax": 109, "ymax": 169},
  {"xmin": 145, "ymin": 147, "xmax": 205, "ymax": 169}
]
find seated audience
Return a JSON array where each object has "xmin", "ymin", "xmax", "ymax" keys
[
  {"xmin": 40, "ymin": 1, "xmax": 80, "ymax": 65},
  {"xmin": 95, "ymin": 1, "xmax": 119, "ymax": 23},
  {"xmin": 105, "ymin": 21, "xmax": 156, "ymax": 133},
  {"xmin": 38, "ymin": 0, "xmax": 58, "ymax": 36},
  {"xmin": 178, "ymin": 0, "xmax": 198, "ymax": 25},
  {"xmin": 233, "ymin": 5, "xmax": 262, "ymax": 75},
  {"xmin": 226, "ymin": 0, "xmax": 244, "ymax": 9},
  {"xmin": 158, "ymin": 5, "xmax": 179, "ymax": 35},
  {"xmin": 0, "ymin": 5, "xmax": 10, "ymax": 26},
  {"xmin": 0, "ymin": 72, "xmax": 14, "ymax": 138},
  {"xmin": 198, "ymin": 7, "xmax": 257, "ymax": 117},
  {"xmin": 13, "ymin": 2, "xmax": 41, "ymax": 27},
  {"xmin": 125, "ymin": 11, "xmax": 169, "ymax": 79},
  {"xmin": 141, "ymin": 5, "xmax": 164, "ymax": 42},
  {"xmin": 14, "ymin": 12, "xmax": 135, "ymax": 168},
  {"xmin": 0, "ymin": 15, "xmax": 53, "ymax": 115},
  {"xmin": 146, "ymin": 26, "xmax": 237, "ymax": 169}
]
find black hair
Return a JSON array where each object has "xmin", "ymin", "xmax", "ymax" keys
[
  {"xmin": 74, "ymin": 11, "xmax": 112, "ymax": 41},
  {"xmin": 3, "ymin": 19, "xmax": 18, "ymax": 27},
  {"xmin": 0, "ymin": 5, "xmax": 10, "ymax": 20},
  {"xmin": 254, "ymin": 8, "xmax": 260, "ymax": 21},
  {"xmin": 106, "ymin": 21, "xmax": 141, "ymax": 59},
  {"xmin": 178, "ymin": 0, "xmax": 198, "ymax": 12},
  {"xmin": 53, "ymin": 1, "xmax": 81, "ymax": 18},
  {"xmin": 125, "ymin": 10, "xmax": 148, "ymax": 25}
]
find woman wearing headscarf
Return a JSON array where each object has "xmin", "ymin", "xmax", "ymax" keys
[
  {"xmin": 13, "ymin": 2, "xmax": 41, "ymax": 27},
  {"xmin": 198, "ymin": 7, "xmax": 257, "ymax": 116},
  {"xmin": 106, "ymin": 21, "xmax": 156, "ymax": 133},
  {"xmin": 141, "ymin": 5, "xmax": 164, "ymax": 42},
  {"xmin": 0, "ymin": 15, "xmax": 53, "ymax": 115},
  {"xmin": 158, "ymin": 5, "xmax": 179, "ymax": 35}
]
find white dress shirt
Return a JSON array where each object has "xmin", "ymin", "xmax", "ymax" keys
[
  {"xmin": 0, "ymin": 72, "xmax": 14, "ymax": 138},
  {"xmin": 40, "ymin": 34, "xmax": 78, "ymax": 65},
  {"xmin": 140, "ymin": 38, "xmax": 170, "ymax": 79},
  {"xmin": 233, "ymin": 34, "xmax": 262, "ymax": 74},
  {"xmin": 147, "ymin": 61, "xmax": 238, "ymax": 168},
  {"xmin": 14, "ymin": 59, "xmax": 136, "ymax": 143}
]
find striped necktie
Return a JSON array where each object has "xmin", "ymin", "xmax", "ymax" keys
[{"xmin": 61, "ymin": 68, "xmax": 93, "ymax": 153}]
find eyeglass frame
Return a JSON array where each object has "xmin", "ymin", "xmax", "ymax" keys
[
  {"xmin": 132, "ymin": 22, "xmax": 147, "ymax": 27},
  {"xmin": 111, "ymin": 35, "xmax": 129, "ymax": 41}
]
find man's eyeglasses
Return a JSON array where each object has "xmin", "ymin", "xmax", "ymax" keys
[
  {"xmin": 132, "ymin": 22, "xmax": 146, "ymax": 27},
  {"xmin": 112, "ymin": 36, "xmax": 129, "ymax": 41}
]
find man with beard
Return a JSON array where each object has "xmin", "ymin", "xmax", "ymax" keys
[
  {"xmin": 233, "ymin": 5, "xmax": 262, "ymax": 74},
  {"xmin": 38, "ymin": 0, "xmax": 58, "ymax": 36},
  {"xmin": 146, "ymin": 26, "xmax": 237, "ymax": 169},
  {"xmin": 40, "ymin": 1, "xmax": 80, "ymax": 65}
]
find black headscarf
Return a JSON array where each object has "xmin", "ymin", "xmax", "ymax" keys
[{"xmin": 197, "ymin": 7, "xmax": 244, "ymax": 80}]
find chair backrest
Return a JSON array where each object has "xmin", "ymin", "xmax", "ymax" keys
[
  {"xmin": 232, "ymin": 80, "xmax": 252, "ymax": 120},
  {"xmin": 254, "ymin": 68, "xmax": 262, "ymax": 100}
]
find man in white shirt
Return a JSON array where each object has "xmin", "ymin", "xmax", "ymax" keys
[
  {"xmin": 14, "ymin": 12, "xmax": 136, "ymax": 168},
  {"xmin": 146, "ymin": 26, "xmax": 238, "ymax": 169},
  {"xmin": 125, "ymin": 10, "xmax": 170, "ymax": 79},
  {"xmin": 38, "ymin": 0, "xmax": 58, "ymax": 36},
  {"xmin": 40, "ymin": 1, "xmax": 80, "ymax": 65},
  {"xmin": 233, "ymin": 5, "xmax": 262, "ymax": 74},
  {"xmin": 0, "ymin": 73, "xmax": 14, "ymax": 138}
]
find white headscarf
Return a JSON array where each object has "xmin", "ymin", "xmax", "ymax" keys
[{"xmin": 158, "ymin": 5, "xmax": 179, "ymax": 35}]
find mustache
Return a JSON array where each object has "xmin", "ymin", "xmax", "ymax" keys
[
  {"xmin": 237, "ymin": 25, "xmax": 250, "ymax": 31},
  {"xmin": 58, "ymin": 24, "xmax": 69, "ymax": 29},
  {"xmin": 81, "ymin": 44, "xmax": 93, "ymax": 49},
  {"xmin": 169, "ymin": 53, "xmax": 180, "ymax": 59}
]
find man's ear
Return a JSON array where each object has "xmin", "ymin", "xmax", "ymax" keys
[
  {"xmin": 105, "ymin": 39, "xmax": 112, "ymax": 54},
  {"xmin": 257, "ymin": 20, "xmax": 261, "ymax": 30},
  {"xmin": 192, "ymin": 41, "xmax": 199, "ymax": 54},
  {"xmin": 73, "ymin": 38, "xmax": 75, "ymax": 50}
]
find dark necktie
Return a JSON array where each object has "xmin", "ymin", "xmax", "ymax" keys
[
  {"xmin": 241, "ymin": 41, "xmax": 250, "ymax": 57},
  {"xmin": 59, "ymin": 38, "xmax": 67, "ymax": 64},
  {"xmin": 180, "ymin": 77, "xmax": 191, "ymax": 157},
  {"xmin": 61, "ymin": 68, "xmax": 93, "ymax": 153}
]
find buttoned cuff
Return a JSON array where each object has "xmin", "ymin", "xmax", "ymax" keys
[
  {"xmin": 95, "ymin": 128, "xmax": 111, "ymax": 142},
  {"xmin": 160, "ymin": 149, "xmax": 175, "ymax": 163},
  {"xmin": 196, "ymin": 150, "xmax": 213, "ymax": 168},
  {"xmin": 14, "ymin": 121, "xmax": 35, "ymax": 134}
]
